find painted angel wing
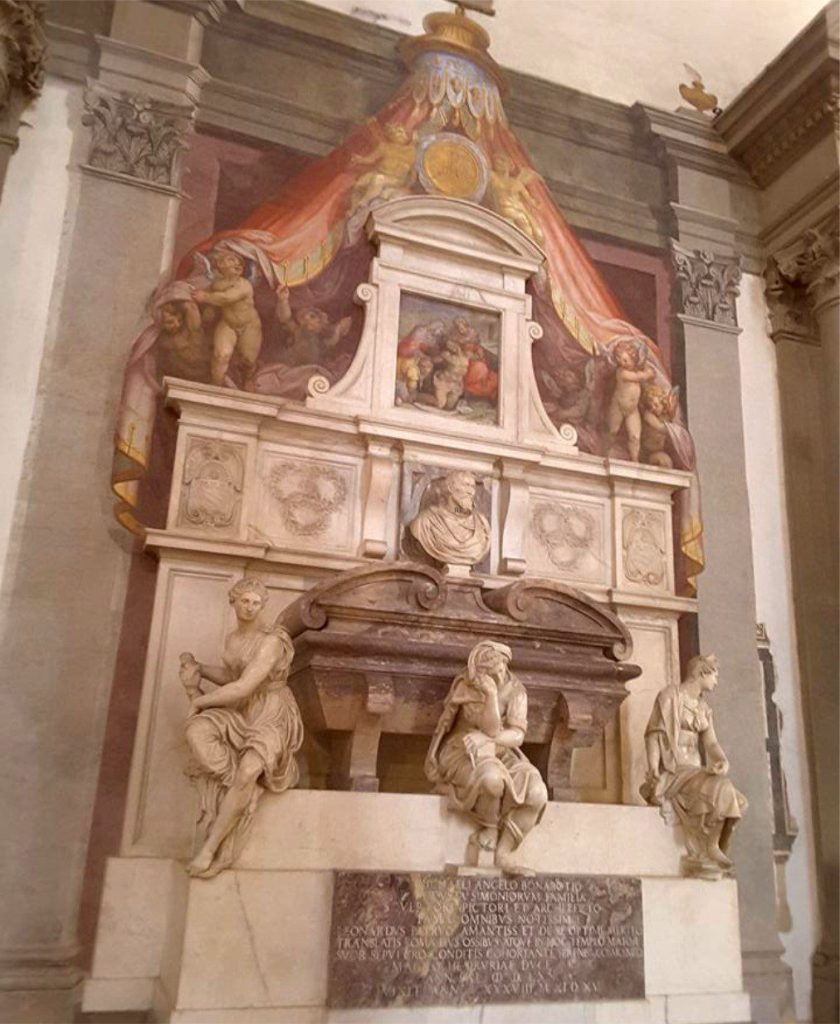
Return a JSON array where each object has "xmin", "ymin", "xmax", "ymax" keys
[
  {"xmin": 192, "ymin": 251, "xmax": 213, "ymax": 279},
  {"xmin": 683, "ymin": 63, "xmax": 703, "ymax": 84}
]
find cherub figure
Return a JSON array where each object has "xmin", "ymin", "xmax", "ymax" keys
[
  {"xmin": 274, "ymin": 284, "xmax": 352, "ymax": 366},
  {"xmin": 604, "ymin": 338, "xmax": 655, "ymax": 462},
  {"xmin": 156, "ymin": 299, "xmax": 211, "ymax": 383},
  {"xmin": 488, "ymin": 153, "xmax": 544, "ymax": 245},
  {"xmin": 539, "ymin": 365, "xmax": 593, "ymax": 428},
  {"xmin": 641, "ymin": 384, "xmax": 679, "ymax": 468},
  {"xmin": 193, "ymin": 249, "xmax": 263, "ymax": 389},
  {"xmin": 350, "ymin": 123, "xmax": 418, "ymax": 212}
]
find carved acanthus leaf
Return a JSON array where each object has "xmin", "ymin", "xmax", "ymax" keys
[
  {"xmin": 81, "ymin": 86, "xmax": 194, "ymax": 187},
  {"xmin": 0, "ymin": 0, "xmax": 46, "ymax": 112},
  {"xmin": 763, "ymin": 258, "xmax": 815, "ymax": 342},
  {"xmin": 671, "ymin": 242, "xmax": 742, "ymax": 326},
  {"xmin": 773, "ymin": 220, "xmax": 839, "ymax": 300}
]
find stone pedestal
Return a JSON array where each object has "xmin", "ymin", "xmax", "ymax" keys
[{"xmin": 84, "ymin": 794, "xmax": 750, "ymax": 1024}]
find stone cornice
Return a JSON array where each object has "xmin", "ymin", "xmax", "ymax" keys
[
  {"xmin": 632, "ymin": 103, "xmax": 753, "ymax": 185},
  {"xmin": 716, "ymin": 5, "xmax": 839, "ymax": 188}
]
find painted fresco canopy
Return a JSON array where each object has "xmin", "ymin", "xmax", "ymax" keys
[{"xmin": 113, "ymin": 8, "xmax": 702, "ymax": 591}]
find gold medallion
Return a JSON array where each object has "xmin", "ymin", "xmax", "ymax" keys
[{"xmin": 422, "ymin": 137, "xmax": 483, "ymax": 199}]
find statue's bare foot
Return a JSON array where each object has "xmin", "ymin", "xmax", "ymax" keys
[
  {"xmin": 496, "ymin": 852, "xmax": 535, "ymax": 877},
  {"xmin": 187, "ymin": 848, "xmax": 215, "ymax": 877},
  {"xmin": 709, "ymin": 844, "xmax": 732, "ymax": 868},
  {"xmin": 472, "ymin": 826, "xmax": 498, "ymax": 851}
]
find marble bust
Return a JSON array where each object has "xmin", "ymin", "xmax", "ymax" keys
[
  {"xmin": 408, "ymin": 470, "xmax": 490, "ymax": 572},
  {"xmin": 426, "ymin": 640, "xmax": 547, "ymax": 874},
  {"xmin": 641, "ymin": 653, "xmax": 747, "ymax": 879}
]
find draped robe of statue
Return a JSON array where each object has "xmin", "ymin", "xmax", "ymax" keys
[{"xmin": 112, "ymin": 10, "xmax": 704, "ymax": 593}]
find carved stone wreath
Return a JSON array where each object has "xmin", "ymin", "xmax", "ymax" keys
[
  {"xmin": 268, "ymin": 461, "xmax": 348, "ymax": 537},
  {"xmin": 531, "ymin": 502, "xmax": 595, "ymax": 572}
]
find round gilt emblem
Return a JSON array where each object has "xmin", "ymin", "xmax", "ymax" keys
[{"xmin": 418, "ymin": 132, "xmax": 489, "ymax": 202}]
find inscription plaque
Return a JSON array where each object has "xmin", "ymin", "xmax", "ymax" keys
[{"xmin": 328, "ymin": 872, "xmax": 644, "ymax": 1008}]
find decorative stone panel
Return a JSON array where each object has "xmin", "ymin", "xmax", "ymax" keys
[
  {"xmin": 256, "ymin": 449, "xmax": 358, "ymax": 554},
  {"xmin": 621, "ymin": 506, "xmax": 668, "ymax": 590},
  {"xmin": 526, "ymin": 492, "xmax": 607, "ymax": 584},
  {"xmin": 177, "ymin": 438, "xmax": 245, "ymax": 533}
]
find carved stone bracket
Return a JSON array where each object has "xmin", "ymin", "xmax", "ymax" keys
[
  {"xmin": 670, "ymin": 242, "xmax": 742, "ymax": 326},
  {"xmin": 81, "ymin": 83, "xmax": 195, "ymax": 191}
]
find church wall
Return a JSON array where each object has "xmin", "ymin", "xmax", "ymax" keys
[
  {"xmin": 0, "ymin": 2, "xmax": 832, "ymax": 1020},
  {"xmin": 0, "ymin": 78, "xmax": 77, "ymax": 585},
  {"xmin": 306, "ymin": 0, "xmax": 827, "ymax": 109},
  {"xmin": 738, "ymin": 273, "xmax": 821, "ymax": 1023}
]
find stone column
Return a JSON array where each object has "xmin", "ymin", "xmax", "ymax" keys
[
  {"xmin": 670, "ymin": 244, "xmax": 793, "ymax": 1022},
  {"xmin": 636, "ymin": 101, "xmax": 794, "ymax": 1020},
  {"xmin": 0, "ymin": 0, "xmax": 48, "ymax": 197},
  {"xmin": 765, "ymin": 220, "xmax": 839, "ymax": 1024},
  {"xmin": 0, "ymin": 4, "xmax": 215, "ymax": 1020}
]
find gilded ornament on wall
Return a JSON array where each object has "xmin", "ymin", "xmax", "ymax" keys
[{"xmin": 417, "ymin": 132, "xmax": 489, "ymax": 202}]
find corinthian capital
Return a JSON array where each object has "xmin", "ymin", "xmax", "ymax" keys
[
  {"xmin": 772, "ymin": 219, "xmax": 839, "ymax": 314},
  {"xmin": 670, "ymin": 243, "xmax": 742, "ymax": 327},
  {"xmin": 0, "ymin": 0, "xmax": 47, "ymax": 114},
  {"xmin": 81, "ymin": 84, "xmax": 194, "ymax": 190}
]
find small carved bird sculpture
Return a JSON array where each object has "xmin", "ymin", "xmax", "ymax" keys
[{"xmin": 679, "ymin": 64, "xmax": 722, "ymax": 116}]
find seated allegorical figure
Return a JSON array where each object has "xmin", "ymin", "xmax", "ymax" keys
[
  {"xmin": 179, "ymin": 578, "xmax": 304, "ymax": 878},
  {"xmin": 641, "ymin": 654, "xmax": 748, "ymax": 878},
  {"xmin": 425, "ymin": 640, "xmax": 548, "ymax": 875},
  {"xmin": 407, "ymin": 469, "xmax": 490, "ymax": 572}
]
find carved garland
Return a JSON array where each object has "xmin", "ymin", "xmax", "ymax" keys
[{"xmin": 268, "ymin": 461, "xmax": 349, "ymax": 537}]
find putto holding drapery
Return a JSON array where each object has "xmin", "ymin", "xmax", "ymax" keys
[{"xmin": 111, "ymin": 5, "xmax": 704, "ymax": 596}]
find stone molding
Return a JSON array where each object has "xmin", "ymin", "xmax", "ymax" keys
[
  {"xmin": 765, "ymin": 217, "xmax": 840, "ymax": 341},
  {"xmin": 0, "ymin": 0, "xmax": 47, "ymax": 114},
  {"xmin": 670, "ymin": 242, "xmax": 742, "ymax": 327},
  {"xmin": 716, "ymin": 4, "xmax": 839, "ymax": 188},
  {"xmin": 81, "ymin": 81, "xmax": 194, "ymax": 190}
]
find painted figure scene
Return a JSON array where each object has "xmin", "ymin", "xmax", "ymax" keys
[
  {"xmin": 395, "ymin": 295, "xmax": 500, "ymax": 423},
  {"xmin": 111, "ymin": 14, "xmax": 704, "ymax": 594}
]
